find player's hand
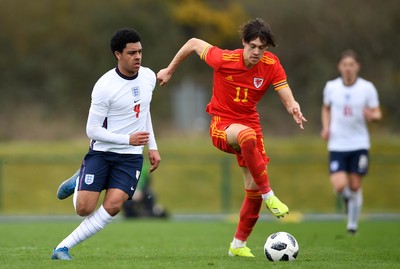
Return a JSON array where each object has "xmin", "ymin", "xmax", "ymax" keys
[
  {"xmin": 148, "ymin": 150, "xmax": 161, "ymax": 173},
  {"xmin": 292, "ymin": 108, "xmax": 307, "ymax": 129},
  {"xmin": 129, "ymin": 132, "xmax": 150, "ymax": 146},
  {"xmin": 364, "ymin": 107, "xmax": 382, "ymax": 122},
  {"xmin": 157, "ymin": 68, "xmax": 172, "ymax": 86}
]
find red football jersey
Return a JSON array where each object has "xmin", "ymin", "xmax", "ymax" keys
[{"xmin": 201, "ymin": 46, "xmax": 288, "ymax": 123}]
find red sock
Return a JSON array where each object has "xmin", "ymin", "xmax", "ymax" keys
[
  {"xmin": 234, "ymin": 189, "xmax": 263, "ymax": 241},
  {"xmin": 237, "ymin": 128, "xmax": 271, "ymax": 194}
]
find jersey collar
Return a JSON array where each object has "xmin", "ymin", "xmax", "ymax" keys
[{"xmin": 115, "ymin": 67, "xmax": 139, "ymax": 80}]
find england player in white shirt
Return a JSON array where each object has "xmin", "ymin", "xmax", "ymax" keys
[
  {"xmin": 52, "ymin": 28, "xmax": 161, "ymax": 260},
  {"xmin": 321, "ymin": 50, "xmax": 382, "ymax": 234}
]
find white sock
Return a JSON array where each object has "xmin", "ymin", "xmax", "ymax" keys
[
  {"xmin": 231, "ymin": 237, "xmax": 246, "ymax": 248},
  {"xmin": 261, "ymin": 190, "xmax": 274, "ymax": 201},
  {"xmin": 347, "ymin": 189, "xmax": 363, "ymax": 231},
  {"xmin": 56, "ymin": 205, "xmax": 113, "ymax": 249}
]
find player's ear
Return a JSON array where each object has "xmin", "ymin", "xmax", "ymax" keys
[
  {"xmin": 114, "ymin": 51, "xmax": 121, "ymax": 60},
  {"xmin": 241, "ymin": 38, "xmax": 246, "ymax": 47}
]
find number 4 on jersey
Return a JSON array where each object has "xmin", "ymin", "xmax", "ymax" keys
[{"xmin": 134, "ymin": 104, "xmax": 140, "ymax": 118}]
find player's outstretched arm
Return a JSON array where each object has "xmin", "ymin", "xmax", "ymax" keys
[
  {"xmin": 277, "ymin": 86, "xmax": 307, "ymax": 129},
  {"xmin": 157, "ymin": 38, "xmax": 211, "ymax": 86},
  {"xmin": 321, "ymin": 105, "xmax": 331, "ymax": 140}
]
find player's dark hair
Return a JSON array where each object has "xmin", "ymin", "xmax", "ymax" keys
[
  {"xmin": 338, "ymin": 49, "xmax": 360, "ymax": 63},
  {"xmin": 239, "ymin": 18, "xmax": 276, "ymax": 47},
  {"xmin": 110, "ymin": 28, "xmax": 141, "ymax": 55}
]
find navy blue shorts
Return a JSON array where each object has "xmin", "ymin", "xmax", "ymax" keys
[
  {"xmin": 77, "ymin": 150, "xmax": 143, "ymax": 199},
  {"xmin": 329, "ymin": 149, "xmax": 369, "ymax": 175}
]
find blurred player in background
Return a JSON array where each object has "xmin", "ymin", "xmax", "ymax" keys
[
  {"xmin": 51, "ymin": 28, "xmax": 161, "ymax": 260},
  {"xmin": 157, "ymin": 18, "xmax": 307, "ymax": 257},
  {"xmin": 122, "ymin": 160, "xmax": 168, "ymax": 218},
  {"xmin": 321, "ymin": 50, "xmax": 382, "ymax": 234}
]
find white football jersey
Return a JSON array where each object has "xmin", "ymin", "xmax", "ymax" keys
[
  {"xmin": 323, "ymin": 77, "xmax": 380, "ymax": 151},
  {"xmin": 87, "ymin": 66, "xmax": 157, "ymax": 154}
]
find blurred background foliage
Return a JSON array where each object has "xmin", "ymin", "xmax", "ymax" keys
[{"xmin": 1, "ymin": 0, "xmax": 399, "ymax": 140}]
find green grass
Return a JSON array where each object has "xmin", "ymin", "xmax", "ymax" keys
[{"xmin": 0, "ymin": 218, "xmax": 399, "ymax": 269}]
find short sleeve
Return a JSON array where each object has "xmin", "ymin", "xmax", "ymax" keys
[
  {"xmin": 323, "ymin": 82, "xmax": 331, "ymax": 106},
  {"xmin": 202, "ymin": 46, "xmax": 223, "ymax": 70}
]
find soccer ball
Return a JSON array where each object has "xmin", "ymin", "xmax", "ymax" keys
[{"xmin": 264, "ymin": 231, "xmax": 299, "ymax": 261}]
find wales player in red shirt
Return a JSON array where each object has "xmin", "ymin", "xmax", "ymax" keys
[{"xmin": 157, "ymin": 18, "xmax": 307, "ymax": 257}]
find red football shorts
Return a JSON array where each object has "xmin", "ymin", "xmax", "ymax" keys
[{"xmin": 209, "ymin": 116, "xmax": 270, "ymax": 167}]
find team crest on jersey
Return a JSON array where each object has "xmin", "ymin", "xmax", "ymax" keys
[
  {"xmin": 254, "ymin": 77, "xmax": 264, "ymax": 88},
  {"xmin": 84, "ymin": 174, "xmax": 94, "ymax": 185},
  {"xmin": 131, "ymin": 86, "xmax": 141, "ymax": 103}
]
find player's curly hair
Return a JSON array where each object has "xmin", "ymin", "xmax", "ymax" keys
[
  {"xmin": 110, "ymin": 28, "xmax": 141, "ymax": 55},
  {"xmin": 239, "ymin": 18, "xmax": 276, "ymax": 47}
]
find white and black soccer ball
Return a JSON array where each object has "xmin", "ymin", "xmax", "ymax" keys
[{"xmin": 264, "ymin": 231, "xmax": 299, "ymax": 261}]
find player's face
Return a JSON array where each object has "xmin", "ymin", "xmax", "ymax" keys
[
  {"xmin": 338, "ymin": 56, "xmax": 360, "ymax": 81},
  {"xmin": 115, "ymin": 42, "xmax": 142, "ymax": 77},
  {"xmin": 242, "ymin": 38, "xmax": 268, "ymax": 68}
]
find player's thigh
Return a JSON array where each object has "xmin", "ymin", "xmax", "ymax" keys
[
  {"xmin": 328, "ymin": 151, "xmax": 349, "ymax": 191},
  {"xmin": 330, "ymin": 172, "xmax": 348, "ymax": 192},
  {"xmin": 347, "ymin": 150, "xmax": 368, "ymax": 191},
  {"xmin": 225, "ymin": 123, "xmax": 251, "ymax": 149},
  {"xmin": 75, "ymin": 190, "xmax": 102, "ymax": 216},
  {"xmin": 210, "ymin": 117, "xmax": 257, "ymax": 153},
  {"xmin": 348, "ymin": 173, "xmax": 362, "ymax": 191}
]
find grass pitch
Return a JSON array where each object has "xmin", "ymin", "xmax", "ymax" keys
[{"xmin": 0, "ymin": 218, "xmax": 399, "ymax": 269}]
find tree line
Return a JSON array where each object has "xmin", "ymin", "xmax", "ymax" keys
[{"xmin": 1, "ymin": 0, "xmax": 398, "ymax": 140}]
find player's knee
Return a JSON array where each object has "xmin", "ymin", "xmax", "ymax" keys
[
  {"xmin": 237, "ymin": 128, "xmax": 257, "ymax": 147},
  {"xmin": 349, "ymin": 184, "xmax": 361, "ymax": 192},
  {"xmin": 334, "ymin": 183, "xmax": 347, "ymax": 193},
  {"xmin": 75, "ymin": 204, "xmax": 96, "ymax": 217},
  {"xmin": 103, "ymin": 201, "xmax": 122, "ymax": 217}
]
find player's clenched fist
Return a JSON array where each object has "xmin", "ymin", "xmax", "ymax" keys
[{"xmin": 157, "ymin": 68, "xmax": 171, "ymax": 86}]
